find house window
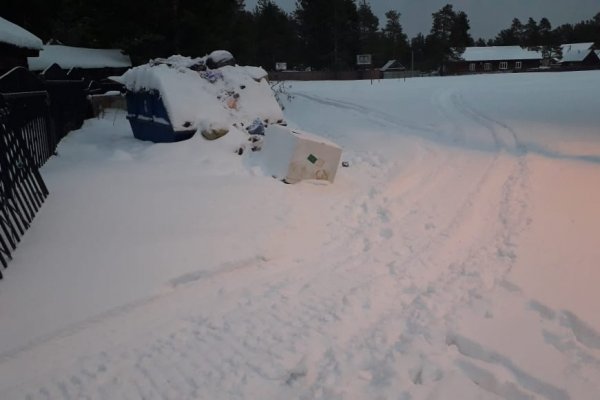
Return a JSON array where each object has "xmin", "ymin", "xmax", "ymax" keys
[
  {"xmin": 484, "ymin": 63, "xmax": 491, "ymax": 71},
  {"xmin": 515, "ymin": 61, "xmax": 522, "ymax": 69},
  {"xmin": 469, "ymin": 63, "xmax": 475, "ymax": 72},
  {"xmin": 499, "ymin": 61, "xmax": 508, "ymax": 70}
]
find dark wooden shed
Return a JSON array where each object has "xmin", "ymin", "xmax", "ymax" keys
[
  {"xmin": 560, "ymin": 43, "xmax": 600, "ymax": 68},
  {"xmin": 0, "ymin": 17, "xmax": 42, "ymax": 74}
]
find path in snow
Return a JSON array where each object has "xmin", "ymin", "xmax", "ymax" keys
[{"xmin": 1, "ymin": 73, "xmax": 600, "ymax": 399}]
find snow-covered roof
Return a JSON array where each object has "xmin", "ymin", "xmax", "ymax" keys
[
  {"xmin": 381, "ymin": 60, "xmax": 405, "ymax": 71},
  {"xmin": 460, "ymin": 46, "xmax": 542, "ymax": 62},
  {"xmin": 560, "ymin": 43, "xmax": 595, "ymax": 63},
  {"xmin": 0, "ymin": 16, "xmax": 43, "ymax": 50},
  {"xmin": 28, "ymin": 45, "xmax": 132, "ymax": 71}
]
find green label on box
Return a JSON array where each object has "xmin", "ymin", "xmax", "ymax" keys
[{"xmin": 307, "ymin": 154, "xmax": 318, "ymax": 164}]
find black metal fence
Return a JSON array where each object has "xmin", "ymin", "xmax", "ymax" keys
[
  {"xmin": 0, "ymin": 66, "xmax": 90, "ymax": 278},
  {"xmin": 0, "ymin": 94, "xmax": 50, "ymax": 277}
]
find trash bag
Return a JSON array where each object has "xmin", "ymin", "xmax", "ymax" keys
[
  {"xmin": 206, "ymin": 50, "xmax": 236, "ymax": 69},
  {"xmin": 247, "ymin": 118, "xmax": 265, "ymax": 135},
  {"xmin": 200, "ymin": 70, "xmax": 223, "ymax": 83}
]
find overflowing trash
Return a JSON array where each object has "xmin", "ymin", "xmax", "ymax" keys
[
  {"xmin": 115, "ymin": 50, "xmax": 343, "ymax": 183},
  {"xmin": 115, "ymin": 51, "xmax": 284, "ymax": 143},
  {"xmin": 247, "ymin": 118, "xmax": 265, "ymax": 136},
  {"xmin": 206, "ymin": 50, "xmax": 236, "ymax": 69},
  {"xmin": 199, "ymin": 70, "xmax": 223, "ymax": 83}
]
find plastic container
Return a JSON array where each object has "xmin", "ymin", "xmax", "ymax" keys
[{"xmin": 125, "ymin": 90, "xmax": 195, "ymax": 143}]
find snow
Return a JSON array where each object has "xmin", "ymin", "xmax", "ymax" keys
[
  {"xmin": 560, "ymin": 42, "xmax": 595, "ymax": 63},
  {"xmin": 116, "ymin": 56, "xmax": 283, "ymax": 133},
  {"xmin": 27, "ymin": 44, "xmax": 132, "ymax": 71},
  {"xmin": 1, "ymin": 71, "xmax": 600, "ymax": 399},
  {"xmin": 0, "ymin": 16, "xmax": 43, "ymax": 50},
  {"xmin": 461, "ymin": 46, "xmax": 542, "ymax": 61},
  {"xmin": 208, "ymin": 49, "xmax": 235, "ymax": 64}
]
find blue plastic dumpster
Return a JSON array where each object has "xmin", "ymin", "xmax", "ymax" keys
[{"xmin": 125, "ymin": 90, "xmax": 195, "ymax": 143}]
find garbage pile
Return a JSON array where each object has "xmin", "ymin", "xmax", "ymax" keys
[
  {"xmin": 116, "ymin": 51, "xmax": 343, "ymax": 184},
  {"xmin": 115, "ymin": 50, "xmax": 284, "ymax": 143}
]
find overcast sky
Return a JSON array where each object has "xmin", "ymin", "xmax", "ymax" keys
[{"xmin": 244, "ymin": 0, "xmax": 599, "ymax": 40}]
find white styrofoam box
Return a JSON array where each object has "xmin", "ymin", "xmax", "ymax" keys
[{"xmin": 262, "ymin": 125, "xmax": 342, "ymax": 184}]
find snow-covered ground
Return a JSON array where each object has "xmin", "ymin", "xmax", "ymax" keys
[{"xmin": 1, "ymin": 71, "xmax": 600, "ymax": 400}]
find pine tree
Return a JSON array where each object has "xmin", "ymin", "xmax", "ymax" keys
[
  {"xmin": 425, "ymin": 4, "xmax": 473, "ymax": 72},
  {"xmin": 511, "ymin": 18, "xmax": 526, "ymax": 45},
  {"xmin": 450, "ymin": 11, "xmax": 474, "ymax": 50},
  {"xmin": 357, "ymin": 0, "xmax": 380, "ymax": 61},
  {"xmin": 254, "ymin": 0, "xmax": 298, "ymax": 70},
  {"xmin": 491, "ymin": 18, "xmax": 524, "ymax": 46},
  {"xmin": 524, "ymin": 17, "xmax": 540, "ymax": 47},
  {"xmin": 294, "ymin": 0, "xmax": 359, "ymax": 70},
  {"xmin": 536, "ymin": 17, "xmax": 561, "ymax": 63},
  {"xmin": 410, "ymin": 33, "xmax": 426, "ymax": 70},
  {"xmin": 382, "ymin": 10, "xmax": 408, "ymax": 64}
]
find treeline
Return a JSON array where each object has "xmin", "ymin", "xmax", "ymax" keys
[
  {"xmin": 2, "ymin": 0, "xmax": 599, "ymax": 71},
  {"xmin": 488, "ymin": 16, "xmax": 600, "ymax": 48}
]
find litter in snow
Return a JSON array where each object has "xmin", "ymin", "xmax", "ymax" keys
[
  {"xmin": 116, "ymin": 52, "xmax": 342, "ymax": 183},
  {"xmin": 116, "ymin": 54, "xmax": 284, "ymax": 141},
  {"xmin": 260, "ymin": 125, "xmax": 343, "ymax": 184}
]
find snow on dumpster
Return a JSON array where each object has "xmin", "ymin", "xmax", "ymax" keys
[
  {"xmin": 115, "ymin": 53, "xmax": 283, "ymax": 143},
  {"xmin": 115, "ymin": 53, "xmax": 343, "ymax": 185},
  {"xmin": 261, "ymin": 125, "xmax": 342, "ymax": 184}
]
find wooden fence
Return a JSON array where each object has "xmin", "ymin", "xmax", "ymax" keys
[{"xmin": 268, "ymin": 69, "xmax": 382, "ymax": 81}]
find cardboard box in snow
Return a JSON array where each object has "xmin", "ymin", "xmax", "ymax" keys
[{"xmin": 262, "ymin": 125, "xmax": 342, "ymax": 184}]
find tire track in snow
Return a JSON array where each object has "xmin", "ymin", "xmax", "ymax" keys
[
  {"xmin": 291, "ymin": 91, "xmax": 441, "ymax": 137},
  {"xmin": 432, "ymin": 91, "xmax": 588, "ymax": 399},
  {"xmin": 309, "ymin": 87, "xmax": 554, "ymax": 399},
  {"xmin": 449, "ymin": 92, "xmax": 531, "ymax": 265},
  {"xmin": 278, "ymin": 88, "xmax": 544, "ymax": 397},
  {"xmin": 0, "ymin": 87, "xmax": 568, "ymax": 400}
]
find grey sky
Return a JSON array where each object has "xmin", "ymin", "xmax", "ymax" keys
[{"xmin": 244, "ymin": 0, "xmax": 599, "ymax": 40}]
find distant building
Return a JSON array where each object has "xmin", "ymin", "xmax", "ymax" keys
[
  {"xmin": 0, "ymin": 17, "xmax": 43, "ymax": 74},
  {"xmin": 560, "ymin": 43, "xmax": 599, "ymax": 68},
  {"xmin": 28, "ymin": 45, "xmax": 132, "ymax": 81},
  {"xmin": 380, "ymin": 60, "xmax": 406, "ymax": 79},
  {"xmin": 447, "ymin": 46, "xmax": 543, "ymax": 75}
]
